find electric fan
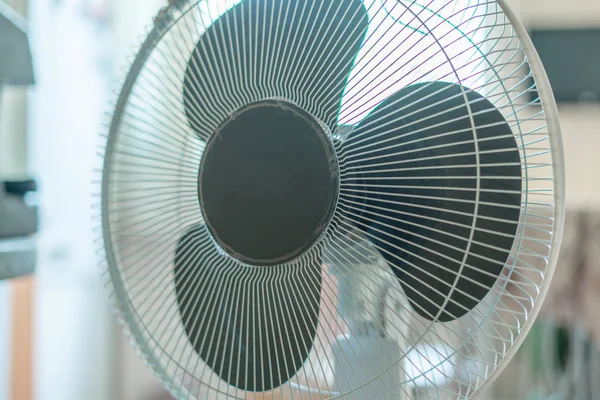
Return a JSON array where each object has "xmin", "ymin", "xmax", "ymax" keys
[{"xmin": 99, "ymin": 0, "xmax": 565, "ymax": 399}]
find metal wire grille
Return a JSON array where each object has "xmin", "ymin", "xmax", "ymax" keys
[{"xmin": 99, "ymin": 1, "xmax": 564, "ymax": 399}]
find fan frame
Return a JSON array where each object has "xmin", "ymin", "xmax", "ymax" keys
[{"xmin": 100, "ymin": 0, "xmax": 566, "ymax": 398}]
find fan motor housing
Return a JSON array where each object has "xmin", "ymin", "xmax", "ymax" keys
[{"xmin": 198, "ymin": 99, "xmax": 340, "ymax": 266}]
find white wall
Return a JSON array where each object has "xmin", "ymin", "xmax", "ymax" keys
[{"xmin": 27, "ymin": 0, "xmax": 116, "ymax": 399}]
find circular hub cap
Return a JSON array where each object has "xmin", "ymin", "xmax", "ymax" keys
[{"xmin": 199, "ymin": 100, "xmax": 339, "ymax": 266}]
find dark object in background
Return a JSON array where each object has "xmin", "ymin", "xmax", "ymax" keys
[
  {"xmin": 3, "ymin": 179, "xmax": 37, "ymax": 197},
  {"xmin": 530, "ymin": 28, "xmax": 600, "ymax": 103},
  {"xmin": 0, "ymin": 179, "xmax": 37, "ymax": 237}
]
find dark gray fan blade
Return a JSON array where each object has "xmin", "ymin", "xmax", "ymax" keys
[
  {"xmin": 176, "ymin": 0, "xmax": 369, "ymax": 391},
  {"xmin": 174, "ymin": 224, "xmax": 322, "ymax": 392},
  {"xmin": 342, "ymin": 81, "xmax": 522, "ymax": 322},
  {"xmin": 182, "ymin": 0, "xmax": 370, "ymax": 136}
]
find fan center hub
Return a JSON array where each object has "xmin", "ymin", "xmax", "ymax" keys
[{"xmin": 199, "ymin": 100, "xmax": 339, "ymax": 266}]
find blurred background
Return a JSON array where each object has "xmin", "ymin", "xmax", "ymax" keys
[{"xmin": 0, "ymin": 0, "xmax": 598, "ymax": 399}]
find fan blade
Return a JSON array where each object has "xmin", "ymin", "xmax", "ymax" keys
[
  {"xmin": 183, "ymin": 0, "xmax": 369, "ymax": 136},
  {"xmin": 343, "ymin": 81, "xmax": 522, "ymax": 322},
  {"xmin": 174, "ymin": 224, "xmax": 322, "ymax": 392},
  {"xmin": 178, "ymin": 0, "xmax": 368, "ymax": 388}
]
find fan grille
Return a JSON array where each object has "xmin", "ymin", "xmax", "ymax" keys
[{"xmin": 100, "ymin": 0, "xmax": 564, "ymax": 399}]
